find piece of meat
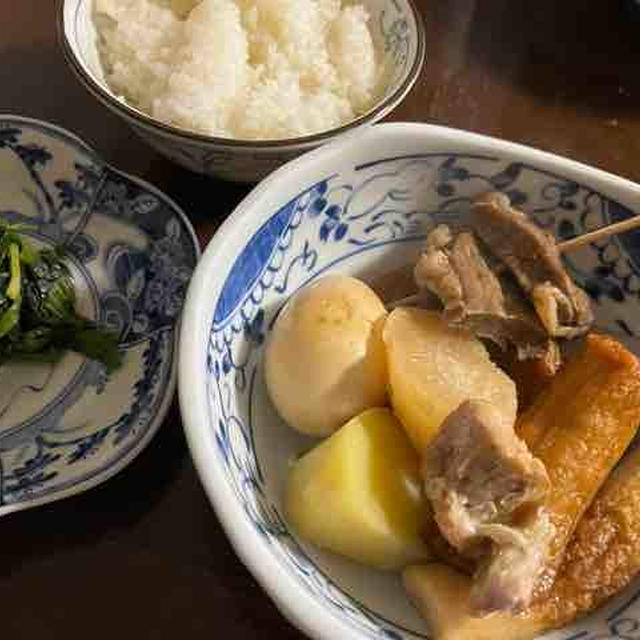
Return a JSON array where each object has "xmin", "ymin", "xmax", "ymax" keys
[
  {"xmin": 497, "ymin": 276, "xmax": 563, "ymax": 361},
  {"xmin": 471, "ymin": 192, "xmax": 593, "ymax": 338},
  {"xmin": 461, "ymin": 312, "xmax": 554, "ymax": 361},
  {"xmin": 414, "ymin": 225, "xmax": 505, "ymax": 322},
  {"xmin": 470, "ymin": 505, "xmax": 555, "ymax": 614},
  {"xmin": 403, "ymin": 440, "xmax": 640, "ymax": 640},
  {"xmin": 421, "ymin": 511, "xmax": 477, "ymax": 575},
  {"xmin": 423, "ymin": 400, "xmax": 551, "ymax": 613},
  {"xmin": 414, "ymin": 224, "xmax": 552, "ymax": 359},
  {"xmin": 531, "ymin": 281, "xmax": 592, "ymax": 339},
  {"xmin": 414, "ymin": 225, "xmax": 462, "ymax": 312},
  {"xmin": 423, "ymin": 400, "xmax": 549, "ymax": 553}
]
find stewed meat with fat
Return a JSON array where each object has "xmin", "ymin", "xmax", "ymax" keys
[
  {"xmin": 414, "ymin": 225, "xmax": 554, "ymax": 360},
  {"xmin": 423, "ymin": 400, "xmax": 549, "ymax": 551},
  {"xmin": 422, "ymin": 400, "xmax": 552, "ymax": 614},
  {"xmin": 414, "ymin": 225, "xmax": 504, "ymax": 322},
  {"xmin": 471, "ymin": 192, "xmax": 593, "ymax": 338},
  {"xmin": 470, "ymin": 505, "xmax": 555, "ymax": 615}
]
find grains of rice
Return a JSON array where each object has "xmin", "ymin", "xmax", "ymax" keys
[{"xmin": 93, "ymin": 0, "xmax": 383, "ymax": 140}]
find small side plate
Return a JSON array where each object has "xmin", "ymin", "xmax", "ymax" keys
[{"xmin": 0, "ymin": 115, "xmax": 199, "ymax": 515}]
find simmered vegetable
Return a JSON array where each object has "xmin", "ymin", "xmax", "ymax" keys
[
  {"xmin": 265, "ymin": 275, "xmax": 387, "ymax": 437},
  {"xmin": 383, "ymin": 308, "xmax": 517, "ymax": 453},
  {"xmin": 285, "ymin": 408, "xmax": 430, "ymax": 570},
  {"xmin": 0, "ymin": 221, "xmax": 121, "ymax": 372}
]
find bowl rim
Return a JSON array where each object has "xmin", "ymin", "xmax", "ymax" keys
[
  {"xmin": 55, "ymin": 0, "xmax": 427, "ymax": 149},
  {"xmin": 179, "ymin": 121, "xmax": 640, "ymax": 640}
]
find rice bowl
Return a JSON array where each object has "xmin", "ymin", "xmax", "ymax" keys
[{"xmin": 57, "ymin": 0, "xmax": 426, "ymax": 181}]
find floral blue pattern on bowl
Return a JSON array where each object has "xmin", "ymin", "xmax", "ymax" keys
[
  {"xmin": 0, "ymin": 115, "xmax": 199, "ymax": 514},
  {"xmin": 183, "ymin": 124, "xmax": 640, "ymax": 640}
]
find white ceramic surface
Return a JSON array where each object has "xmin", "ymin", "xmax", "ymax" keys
[
  {"xmin": 179, "ymin": 122, "xmax": 640, "ymax": 640},
  {"xmin": 56, "ymin": 0, "xmax": 426, "ymax": 183},
  {"xmin": 0, "ymin": 115, "xmax": 199, "ymax": 515}
]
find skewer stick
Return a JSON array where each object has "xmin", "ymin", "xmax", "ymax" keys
[{"xmin": 558, "ymin": 213, "xmax": 640, "ymax": 253}]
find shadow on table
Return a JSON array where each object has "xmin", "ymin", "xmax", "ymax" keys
[
  {"xmin": 0, "ymin": 393, "xmax": 304, "ymax": 639},
  {"xmin": 0, "ymin": 42, "xmax": 252, "ymax": 232},
  {"xmin": 467, "ymin": 0, "xmax": 640, "ymax": 113},
  {"xmin": 0, "ymin": 399, "xmax": 189, "ymax": 576}
]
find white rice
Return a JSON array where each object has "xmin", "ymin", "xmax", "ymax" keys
[{"xmin": 93, "ymin": 0, "xmax": 384, "ymax": 140}]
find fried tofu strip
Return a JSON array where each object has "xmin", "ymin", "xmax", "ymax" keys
[
  {"xmin": 516, "ymin": 333, "xmax": 640, "ymax": 593},
  {"xmin": 540, "ymin": 442, "xmax": 640, "ymax": 627},
  {"xmin": 403, "ymin": 443, "xmax": 640, "ymax": 640}
]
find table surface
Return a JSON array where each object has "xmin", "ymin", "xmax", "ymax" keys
[{"xmin": 1, "ymin": 1, "xmax": 639, "ymax": 638}]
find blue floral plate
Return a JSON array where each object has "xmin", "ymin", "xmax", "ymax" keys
[
  {"xmin": 180, "ymin": 122, "xmax": 640, "ymax": 640},
  {"xmin": 0, "ymin": 115, "xmax": 199, "ymax": 515}
]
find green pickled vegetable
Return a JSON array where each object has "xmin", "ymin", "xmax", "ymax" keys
[{"xmin": 0, "ymin": 221, "xmax": 122, "ymax": 373}]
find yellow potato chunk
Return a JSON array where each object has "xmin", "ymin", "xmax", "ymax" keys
[
  {"xmin": 265, "ymin": 275, "xmax": 387, "ymax": 436},
  {"xmin": 383, "ymin": 308, "xmax": 517, "ymax": 453},
  {"xmin": 285, "ymin": 408, "xmax": 429, "ymax": 570}
]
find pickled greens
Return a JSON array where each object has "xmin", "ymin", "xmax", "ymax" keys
[{"xmin": 0, "ymin": 221, "xmax": 121, "ymax": 372}]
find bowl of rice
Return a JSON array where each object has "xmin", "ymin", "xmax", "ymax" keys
[{"xmin": 57, "ymin": 0, "xmax": 426, "ymax": 182}]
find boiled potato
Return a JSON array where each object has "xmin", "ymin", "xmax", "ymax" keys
[
  {"xmin": 383, "ymin": 308, "xmax": 517, "ymax": 453},
  {"xmin": 285, "ymin": 408, "xmax": 429, "ymax": 570},
  {"xmin": 265, "ymin": 275, "xmax": 387, "ymax": 436}
]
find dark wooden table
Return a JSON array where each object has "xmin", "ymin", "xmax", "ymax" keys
[{"xmin": 1, "ymin": 1, "xmax": 639, "ymax": 638}]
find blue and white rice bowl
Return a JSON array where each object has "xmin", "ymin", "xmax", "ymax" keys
[{"xmin": 57, "ymin": 0, "xmax": 426, "ymax": 182}]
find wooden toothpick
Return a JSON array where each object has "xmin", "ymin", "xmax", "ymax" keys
[{"xmin": 558, "ymin": 213, "xmax": 640, "ymax": 253}]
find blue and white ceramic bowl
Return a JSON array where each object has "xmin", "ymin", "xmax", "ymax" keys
[
  {"xmin": 57, "ymin": 0, "xmax": 426, "ymax": 183},
  {"xmin": 0, "ymin": 115, "xmax": 199, "ymax": 516},
  {"xmin": 179, "ymin": 122, "xmax": 640, "ymax": 640}
]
